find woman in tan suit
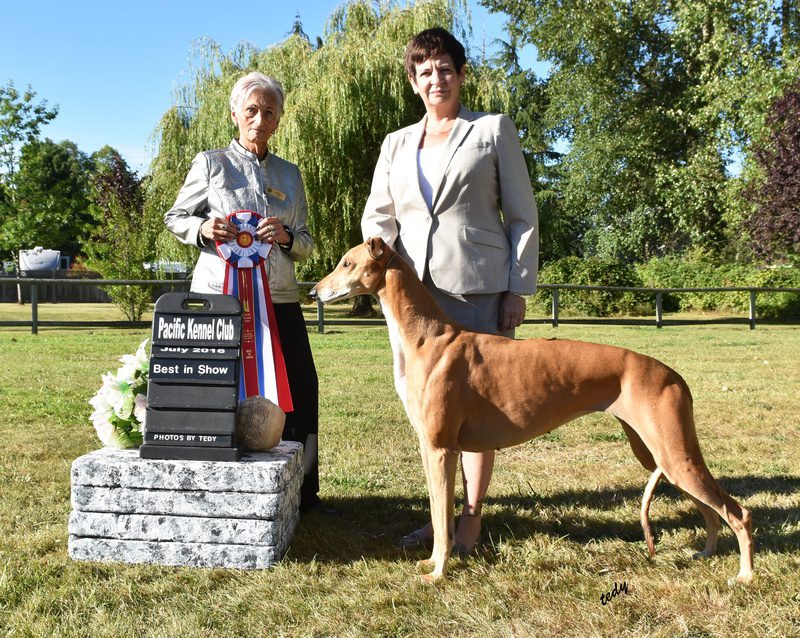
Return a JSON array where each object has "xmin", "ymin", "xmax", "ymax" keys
[{"xmin": 361, "ymin": 27, "xmax": 539, "ymax": 553}]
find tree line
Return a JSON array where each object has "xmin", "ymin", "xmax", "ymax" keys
[
  {"xmin": 1, "ymin": 0, "xmax": 798, "ymax": 320},
  {"xmin": 486, "ymin": 0, "xmax": 800, "ymax": 264},
  {"xmin": 151, "ymin": 0, "xmax": 800, "ymax": 270},
  {"xmin": 0, "ymin": 81, "xmax": 157, "ymax": 318}
]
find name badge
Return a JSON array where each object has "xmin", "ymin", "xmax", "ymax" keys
[{"xmin": 265, "ymin": 186, "xmax": 286, "ymax": 201}]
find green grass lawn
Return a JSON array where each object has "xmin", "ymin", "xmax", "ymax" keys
[{"xmin": 0, "ymin": 308, "xmax": 798, "ymax": 637}]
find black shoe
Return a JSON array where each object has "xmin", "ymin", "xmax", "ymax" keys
[
  {"xmin": 399, "ymin": 524, "xmax": 433, "ymax": 549},
  {"xmin": 300, "ymin": 495, "xmax": 340, "ymax": 515}
]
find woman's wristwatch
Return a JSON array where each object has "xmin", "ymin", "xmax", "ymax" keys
[{"xmin": 277, "ymin": 225, "xmax": 294, "ymax": 251}]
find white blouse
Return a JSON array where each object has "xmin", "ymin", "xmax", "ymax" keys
[{"xmin": 417, "ymin": 145, "xmax": 445, "ymax": 211}]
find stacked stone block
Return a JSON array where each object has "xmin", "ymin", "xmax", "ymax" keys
[{"xmin": 68, "ymin": 441, "xmax": 302, "ymax": 569}]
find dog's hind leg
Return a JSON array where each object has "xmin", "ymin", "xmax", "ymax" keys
[
  {"xmin": 622, "ymin": 403, "xmax": 753, "ymax": 584},
  {"xmin": 683, "ymin": 493, "xmax": 721, "ymax": 558},
  {"xmin": 663, "ymin": 462, "xmax": 752, "ymax": 583},
  {"xmin": 620, "ymin": 418, "xmax": 722, "ymax": 563},
  {"xmin": 619, "ymin": 419, "xmax": 662, "ymax": 553},
  {"xmin": 638, "ymin": 467, "xmax": 721, "ymax": 560},
  {"xmin": 650, "ymin": 418, "xmax": 753, "ymax": 585},
  {"xmin": 641, "ymin": 468, "xmax": 663, "ymax": 557},
  {"xmin": 618, "ymin": 419, "xmax": 656, "ymax": 471}
]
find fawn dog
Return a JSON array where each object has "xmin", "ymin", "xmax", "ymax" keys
[{"xmin": 310, "ymin": 238, "xmax": 754, "ymax": 584}]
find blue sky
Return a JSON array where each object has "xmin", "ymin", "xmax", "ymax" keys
[{"xmin": 1, "ymin": 0, "xmax": 542, "ymax": 174}]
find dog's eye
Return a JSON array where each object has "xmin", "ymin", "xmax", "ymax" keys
[{"xmin": 343, "ymin": 260, "xmax": 352, "ymax": 268}]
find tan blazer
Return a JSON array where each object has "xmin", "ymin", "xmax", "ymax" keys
[{"xmin": 361, "ymin": 105, "xmax": 538, "ymax": 296}]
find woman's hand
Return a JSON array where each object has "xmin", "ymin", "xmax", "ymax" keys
[
  {"xmin": 499, "ymin": 292, "xmax": 526, "ymax": 331},
  {"xmin": 201, "ymin": 217, "xmax": 235, "ymax": 243},
  {"xmin": 256, "ymin": 216, "xmax": 290, "ymax": 245}
]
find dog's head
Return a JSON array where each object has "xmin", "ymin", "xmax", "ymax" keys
[{"xmin": 310, "ymin": 237, "xmax": 395, "ymax": 303}]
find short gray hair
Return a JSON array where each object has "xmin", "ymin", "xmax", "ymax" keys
[{"xmin": 229, "ymin": 72, "xmax": 285, "ymax": 115}]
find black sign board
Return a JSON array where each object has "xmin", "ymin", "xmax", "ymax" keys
[
  {"xmin": 150, "ymin": 293, "xmax": 241, "ymax": 347},
  {"xmin": 144, "ymin": 408, "xmax": 237, "ymax": 435},
  {"xmin": 147, "ymin": 382, "xmax": 237, "ymax": 411},
  {"xmin": 141, "ymin": 292, "xmax": 243, "ymax": 462}
]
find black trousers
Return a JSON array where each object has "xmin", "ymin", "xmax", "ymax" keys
[{"xmin": 273, "ymin": 302, "xmax": 319, "ymax": 502}]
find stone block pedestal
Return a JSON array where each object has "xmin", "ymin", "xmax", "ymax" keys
[{"xmin": 68, "ymin": 441, "xmax": 302, "ymax": 569}]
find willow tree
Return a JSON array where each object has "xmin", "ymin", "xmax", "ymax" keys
[{"xmin": 148, "ymin": 0, "xmax": 510, "ymax": 283}]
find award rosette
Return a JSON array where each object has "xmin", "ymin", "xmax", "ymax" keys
[{"xmin": 216, "ymin": 210, "xmax": 293, "ymax": 412}]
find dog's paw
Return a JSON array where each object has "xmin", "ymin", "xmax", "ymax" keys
[
  {"xmin": 728, "ymin": 572, "xmax": 753, "ymax": 586},
  {"xmin": 420, "ymin": 572, "xmax": 444, "ymax": 584}
]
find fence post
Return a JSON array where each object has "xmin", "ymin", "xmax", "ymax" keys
[
  {"xmin": 655, "ymin": 292, "xmax": 663, "ymax": 329},
  {"xmin": 30, "ymin": 283, "xmax": 38, "ymax": 335},
  {"xmin": 316, "ymin": 299, "xmax": 325, "ymax": 334},
  {"xmin": 749, "ymin": 290, "xmax": 756, "ymax": 330},
  {"xmin": 551, "ymin": 288, "xmax": 559, "ymax": 328}
]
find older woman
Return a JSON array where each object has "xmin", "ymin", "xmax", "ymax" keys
[
  {"xmin": 165, "ymin": 72, "xmax": 331, "ymax": 513},
  {"xmin": 362, "ymin": 28, "xmax": 539, "ymax": 553}
]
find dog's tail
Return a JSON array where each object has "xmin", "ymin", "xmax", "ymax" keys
[{"xmin": 641, "ymin": 467, "xmax": 664, "ymax": 557}]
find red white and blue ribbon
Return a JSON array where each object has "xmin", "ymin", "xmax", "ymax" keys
[{"xmin": 216, "ymin": 210, "xmax": 293, "ymax": 412}]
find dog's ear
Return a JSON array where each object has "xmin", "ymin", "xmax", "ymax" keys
[{"xmin": 366, "ymin": 236, "xmax": 385, "ymax": 260}]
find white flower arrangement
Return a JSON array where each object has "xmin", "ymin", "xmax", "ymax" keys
[{"xmin": 89, "ymin": 338, "xmax": 149, "ymax": 448}]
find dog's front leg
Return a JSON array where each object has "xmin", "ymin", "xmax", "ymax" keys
[
  {"xmin": 382, "ymin": 302, "xmax": 409, "ymax": 413},
  {"xmin": 415, "ymin": 431, "xmax": 436, "ymax": 570},
  {"xmin": 420, "ymin": 444, "xmax": 459, "ymax": 583}
]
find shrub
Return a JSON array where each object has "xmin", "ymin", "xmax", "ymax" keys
[
  {"xmin": 745, "ymin": 266, "xmax": 800, "ymax": 318},
  {"xmin": 531, "ymin": 256, "xmax": 800, "ymax": 319},
  {"xmin": 637, "ymin": 257, "xmax": 800, "ymax": 318},
  {"xmin": 532, "ymin": 257, "xmax": 651, "ymax": 316}
]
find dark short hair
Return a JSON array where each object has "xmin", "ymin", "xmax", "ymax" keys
[{"xmin": 404, "ymin": 27, "xmax": 466, "ymax": 78}]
